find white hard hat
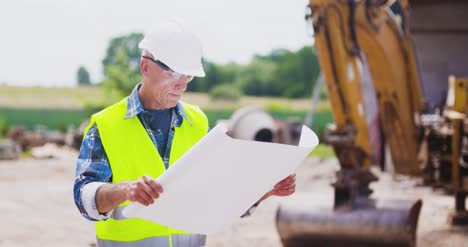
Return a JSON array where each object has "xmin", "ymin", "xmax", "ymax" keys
[{"xmin": 139, "ymin": 20, "xmax": 205, "ymax": 77}]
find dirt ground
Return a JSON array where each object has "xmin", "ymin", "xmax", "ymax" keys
[{"xmin": 1, "ymin": 153, "xmax": 467, "ymax": 247}]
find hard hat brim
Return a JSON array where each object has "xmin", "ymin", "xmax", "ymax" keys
[
  {"xmin": 139, "ymin": 42, "xmax": 205, "ymax": 77},
  {"xmin": 180, "ymin": 65, "xmax": 206, "ymax": 77}
]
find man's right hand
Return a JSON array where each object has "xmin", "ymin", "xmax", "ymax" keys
[
  {"xmin": 124, "ymin": 176, "xmax": 164, "ymax": 206},
  {"xmin": 96, "ymin": 176, "xmax": 163, "ymax": 214}
]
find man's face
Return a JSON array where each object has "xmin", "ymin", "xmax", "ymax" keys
[{"xmin": 141, "ymin": 57, "xmax": 193, "ymax": 109}]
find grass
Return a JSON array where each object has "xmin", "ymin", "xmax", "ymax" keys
[
  {"xmin": 0, "ymin": 108, "xmax": 332, "ymax": 138},
  {"xmin": 309, "ymin": 144, "xmax": 335, "ymax": 159},
  {"xmin": 181, "ymin": 92, "xmax": 331, "ymax": 112},
  {"xmin": 0, "ymin": 85, "xmax": 104, "ymax": 109},
  {"xmin": 0, "ymin": 85, "xmax": 331, "ymax": 112},
  {"xmin": 20, "ymin": 150, "xmax": 33, "ymax": 159},
  {"xmin": 0, "ymin": 108, "xmax": 89, "ymax": 131},
  {"xmin": 0, "ymin": 86, "xmax": 334, "ymax": 139}
]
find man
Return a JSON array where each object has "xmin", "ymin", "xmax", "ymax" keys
[{"xmin": 73, "ymin": 20, "xmax": 296, "ymax": 247}]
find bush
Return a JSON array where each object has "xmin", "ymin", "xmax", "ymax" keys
[
  {"xmin": 0, "ymin": 116, "xmax": 6, "ymax": 139},
  {"xmin": 309, "ymin": 144, "xmax": 335, "ymax": 159},
  {"xmin": 284, "ymin": 84, "xmax": 306, "ymax": 98},
  {"xmin": 0, "ymin": 108, "xmax": 88, "ymax": 131},
  {"xmin": 264, "ymin": 103, "xmax": 293, "ymax": 113},
  {"xmin": 209, "ymin": 84, "xmax": 243, "ymax": 102}
]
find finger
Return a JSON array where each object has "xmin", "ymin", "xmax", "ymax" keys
[
  {"xmin": 143, "ymin": 176, "xmax": 164, "ymax": 194},
  {"xmin": 139, "ymin": 178, "xmax": 160, "ymax": 200},
  {"xmin": 274, "ymin": 178, "xmax": 290, "ymax": 188},
  {"xmin": 273, "ymin": 182, "xmax": 296, "ymax": 193},
  {"xmin": 135, "ymin": 186, "xmax": 155, "ymax": 205},
  {"xmin": 275, "ymin": 178, "xmax": 295, "ymax": 189},
  {"xmin": 273, "ymin": 188, "xmax": 296, "ymax": 196},
  {"xmin": 126, "ymin": 184, "xmax": 152, "ymax": 205},
  {"xmin": 136, "ymin": 180, "xmax": 157, "ymax": 202},
  {"xmin": 273, "ymin": 182, "xmax": 296, "ymax": 191},
  {"xmin": 283, "ymin": 187, "xmax": 296, "ymax": 194},
  {"xmin": 133, "ymin": 190, "xmax": 152, "ymax": 206},
  {"xmin": 277, "ymin": 181, "xmax": 296, "ymax": 189},
  {"xmin": 279, "ymin": 191, "xmax": 295, "ymax": 196},
  {"xmin": 282, "ymin": 175, "xmax": 295, "ymax": 184}
]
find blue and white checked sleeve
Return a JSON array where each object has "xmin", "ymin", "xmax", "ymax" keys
[{"xmin": 73, "ymin": 124, "xmax": 113, "ymax": 221}]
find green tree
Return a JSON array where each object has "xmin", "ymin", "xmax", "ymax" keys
[
  {"xmin": 0, "ymin": 116, "xmax": 7, "ymax": 139},
  {"xmin": 101, "ymin": 33, "xmax": 144, "ymax": 97},
  {"xmin": 209, "ymin": 84, "xmax": 243, "ymax": 102},
  {"xmin": 219, "ymin": 62, "xmax": 242, "ymax": 84},
  {"xmin": 188, "ymin": 60, "xmax": 222, "ymax": 93},
  {"xmin": 77, "ymin": 66, "xmax": 91, "ymax": 85},
  {"xmin": 236, "ymin": 58, "xmax": 277, "ymax": 96},
  {"xmin": 297, "ymin": 46, "xmax": 320, "ymax": 97},
  {"xmin": 256, "ymin": 46, "xmax": 320, "ymax": 98},
  {"xmin": 103, "ymin": 33, "xmax": 143, "ymax": 76},
  {"xmin": 102, "ymin": 47, "xmax": 142, "ymax": 99},
  {"xmin": 98, "ymin": 31, "xmax": 321, "ymax": 100}
]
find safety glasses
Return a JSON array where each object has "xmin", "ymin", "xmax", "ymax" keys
[{"xmin": 142, "ymin": 56, "xmax": 193, "ymax": 82}]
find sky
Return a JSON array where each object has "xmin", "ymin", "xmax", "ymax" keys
[{"xmin": 0, "ymin": 0, "xmax": 313, "ymax": 87}]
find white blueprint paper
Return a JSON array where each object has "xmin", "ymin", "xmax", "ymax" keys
[{"xmin": 122, "ymin": 123, "xmax": 319, "ymax": 234}]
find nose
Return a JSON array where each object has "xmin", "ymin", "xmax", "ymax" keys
[{"xmin": 175, "ymin": 80, "xmax": 188, "ymax": 92}]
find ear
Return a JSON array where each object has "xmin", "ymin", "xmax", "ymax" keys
[{"xmin": 140, "ymin": 59, "xmax": 149, "ymax": 77}]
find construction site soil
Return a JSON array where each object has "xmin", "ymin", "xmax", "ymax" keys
[{"xmin": 1, "ymin": 153, "xmax": 467, "ymax": 246}]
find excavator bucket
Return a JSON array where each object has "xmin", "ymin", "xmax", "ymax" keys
[{"xmin": 276, "ymin": 199, "xmax": 422, "ymax": 247}]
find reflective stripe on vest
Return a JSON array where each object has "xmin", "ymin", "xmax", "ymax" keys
[
  {"xmin": 85, "ymin": 98, "xmax": 209, "ymax": 244},
  {"xmin": 97, "ymin": 234, "xmax": 206, "ymax": 247},
  {"xmin": 110, "ymin": 206, "xmax": 128, "ymax": 221}
]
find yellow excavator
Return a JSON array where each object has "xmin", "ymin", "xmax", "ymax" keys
[{"xmin": 270, "ymin": 0, "xmax": 468, "ymax": 246}]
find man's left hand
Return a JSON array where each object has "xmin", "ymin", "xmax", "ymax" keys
[
  {"xmin": 257, "ymin": 174, "xmax": 297, "ymax": 204},
  {"xmin": 270, "ymin": 174, "xmax": 296, "ymax": 197}
]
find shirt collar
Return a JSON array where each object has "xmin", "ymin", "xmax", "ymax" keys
[{"xmin": 124, "ymin": 83, "xmax": 188, "ymax": 127}]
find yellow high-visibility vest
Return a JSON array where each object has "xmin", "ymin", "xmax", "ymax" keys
[{"xmin": 84, "ymin": 98, "xmax": 208, "ymax": 244}]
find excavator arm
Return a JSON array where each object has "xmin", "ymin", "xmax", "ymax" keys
[
  {"xmin": 306, "ymin": 0, "xmax": 426, "ymax": 211},
  {"xmin": 313, "ymin": 0, "xmax": 423, "ymax": 176},
  {"xmin": 277, "ymin": 1, "xmax": 426, "ymax": 246},
  {"xmin": 276, "ymin": 1, "xmax": 468, "ymax": 246}
]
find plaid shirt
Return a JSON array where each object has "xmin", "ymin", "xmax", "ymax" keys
[{"xmin": 73, "ymin": 83, "xmax": 190, "ymax": 221}]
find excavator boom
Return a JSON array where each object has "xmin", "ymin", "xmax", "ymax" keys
[
  {"xmin": 277, "ymin": 0, "xmax": 468, "ymax": 246},
  {"xmin": 313, "ymin": 0, "xmax": 422, "ymax": 175}
]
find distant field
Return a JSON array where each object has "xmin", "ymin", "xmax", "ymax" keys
[
  {"xmin": 180, "ymin": 92, "xmax": 331, "ymax": 112},
  {"xmin": 0, "ymin": 108, "xmax": 332, "ymax": 138},
  {"xmin": 0, "ymin": 85, "xmax": 104, "ymax": 109},
  {"xmin": 0, "ymin": 85, "xmax": 333, "ymax": 138},
  {"xmin": 0, "ymin": 108, "xmax": 88, "ymax": 131},
  {"xmin": 0, "ymin": 85, "xmax": 331, "ymax": 112}
]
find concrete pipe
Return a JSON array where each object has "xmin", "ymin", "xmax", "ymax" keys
[{"xmin": 228, "ymin": 107, "xmax": 276, "ymax": 142}]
